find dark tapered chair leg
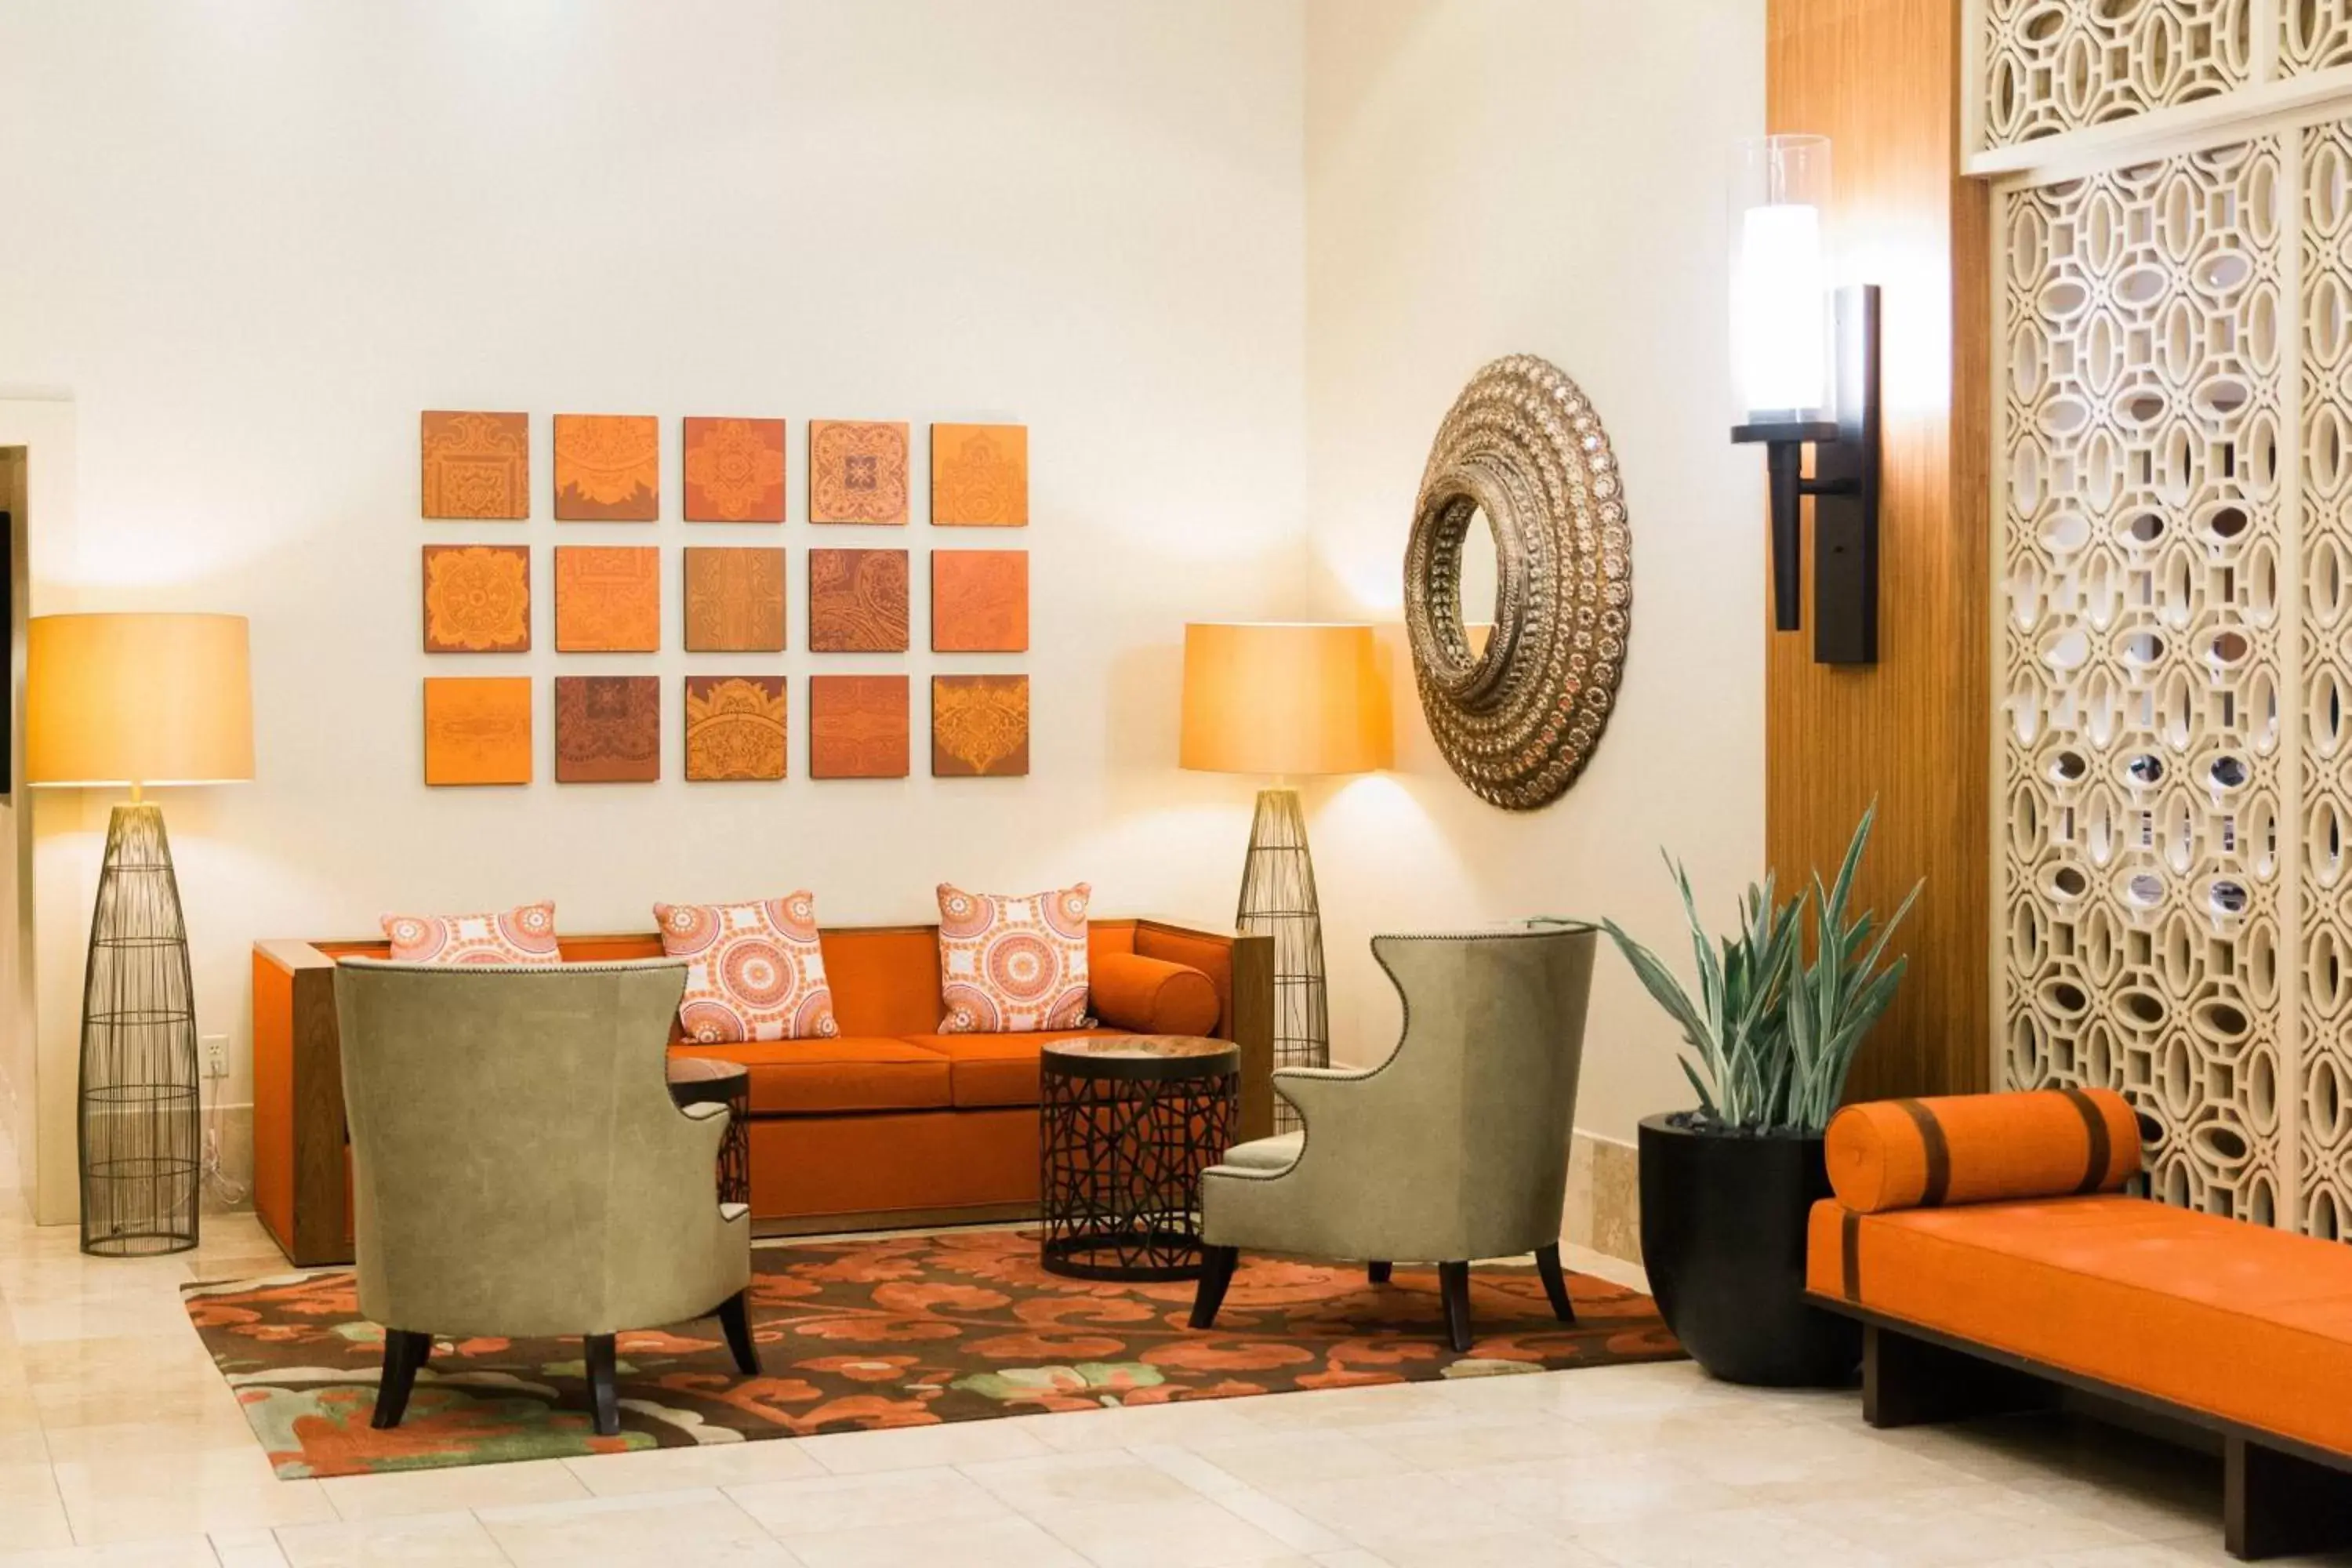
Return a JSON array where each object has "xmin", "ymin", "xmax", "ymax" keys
[
  {"xmin": 1534, "ymin": 1243, "xmax": 1577, "ymax": 1323},
  {"xmin": 1189, "ymin": 1245, "xmax": 1240, "ymax": 1328},
  {"xmin": 1368, "ymin": 1261, "xmax": 1392, "ymax": 1284},
  {"xmin": 1439, "ymin": 1261, "xmax": 1473, "ymax": 1352},
  {"xmin": 372, "ymin": 1329, "xmax": 432, "ymax": 1429},
  {"xmin": 584, "ymin": 1334, "xmax": 620, "ymax": 1436},
  {"xmin": 716, "ymin": 1290, "xmax": 761, "ymax": 1376}
]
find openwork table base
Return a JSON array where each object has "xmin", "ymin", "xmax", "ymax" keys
[{"xmin": 1040, "ymin": 1036, "xmax": 1237, "ymax": 1282}]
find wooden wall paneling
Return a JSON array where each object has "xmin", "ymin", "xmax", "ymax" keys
[{"xmin": 1766, "ymin": 0, "xmax": 1992, "ymax": 1100}]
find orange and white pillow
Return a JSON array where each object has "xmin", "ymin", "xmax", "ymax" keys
[
  {"xmin": 381, "ymin": 901, "xmax": 561, "ymax": 966},
  {"xmin": 936, "ymin": 883, "xmax": 1093, "ymax": 1033},
  {"xmin": 655, "ymin": 893, "xmax": 839, "ymax": 1044}
]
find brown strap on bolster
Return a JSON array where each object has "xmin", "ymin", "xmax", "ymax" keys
[
  {"xmin": 1841, "ymin": 1209, "xmax": 1861, "ymax": 1302},
  {"xmin": 2060, "ymin": 1087, "xmax": 2113, "ymax": 1194},
  {"xmin": 1893, "ymin": 1098, "xmax": 1952, "ymax": 1206}
]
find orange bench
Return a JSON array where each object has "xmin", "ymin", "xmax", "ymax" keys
[{"xmin": 1808, "ymin": 1090, "xmax": 2352, "ymax": 1562}]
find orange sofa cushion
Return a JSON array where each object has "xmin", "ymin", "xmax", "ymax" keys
[
  {"xmin": 1089, "ymin": 953, "xmax": 1220, "ymax": 1036},
  {"xmin": 1827, "ymin": 1088, "xmax": 2141, "ymax": 1213},
  {"xmin": 901, "ymin": 1030, "xmax": 1103, "ymax": 1109},
  {"xmin": 673, "ymin": 1036, "xmax": 949, "ymax": 1114},
  {"xmin": 1809, "ymin": 1193, "xmax": 2352, "ymax": 1457}
]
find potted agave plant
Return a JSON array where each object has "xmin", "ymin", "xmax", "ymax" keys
[{"xmin": 1603, "ymin": 805, "xmax": 1917, "ymax": 1386}]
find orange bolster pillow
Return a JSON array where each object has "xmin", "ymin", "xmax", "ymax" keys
[
  {"xmin": 1089, "ymin": 952, "xmax": 1221, "ymax": 1036},
  {"xmin": 1826, "ymin": 1088, "xmax": 2141, "ymax": 1213}
]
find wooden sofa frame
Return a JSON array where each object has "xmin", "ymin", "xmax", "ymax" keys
[
  {"xmin": 1815, "ymin": 1298, "xmax": 2352, "ymax": 1561},
  {"xmin": 254, "ymin": 917, "xmax": 1275, "ymax": 1268}
]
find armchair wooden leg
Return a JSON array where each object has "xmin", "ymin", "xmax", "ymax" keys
[
  {"xmin": 1439, "ymin": 1261, "xmax": 1473, "ymax": 1352},
  {"xmin": 1534, "ymin": 1243, "xmax": 1577, "ymax": 1324},
  {"xmin": 716, "ymin": 1290, "xmax": 761, "ymax": 1377},
  {"xmin": 1190, "ymin": 1245, "xmax": 1240, "ymax": 1329},
  {"xmin": 371, "ymin": 1329, "xmax": 432, "ymax": 1429},
  {"xmin": 584, "ymin": 1334, "xmax": 621, "ymax": 1437}
]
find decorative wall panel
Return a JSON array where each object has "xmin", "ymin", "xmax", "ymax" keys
[
  {"xmin": 2285, "ymin": 1, "xmax": 2352, "ymax": 74},
  {"xmin": 2300, "ymin": 118, "xmax": 2352, "ymax": 1234},
  {"xmin": 1980, "ymin": 0, "xmax": 2252, "ymax": 151},
  {"xmin": 1998, "ymin": 136, "xmax": 2288, "ymax": 1221}
]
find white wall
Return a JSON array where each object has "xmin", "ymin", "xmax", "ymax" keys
[
  {"xmin": 0, "ymin": 2, "xmax": 1308, "ymax": 1222},
  {"xmin": 1301, "ymin": 0, "xmax": 1768, "ymax": 1141}
]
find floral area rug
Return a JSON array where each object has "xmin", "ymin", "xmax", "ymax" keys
[{"xmin": 183, "ymin": 1227, "xmax": 1682, "ymax": 1478}]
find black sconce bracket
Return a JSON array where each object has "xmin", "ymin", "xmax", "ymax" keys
[{"xmin": 1731, "ymin": 283, "xmax": 1881, "ymax": 665}]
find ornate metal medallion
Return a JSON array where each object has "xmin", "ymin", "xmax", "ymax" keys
[{"xmin": 1404, "ymin": 354, "xmax": 1632, "ymax": 810}]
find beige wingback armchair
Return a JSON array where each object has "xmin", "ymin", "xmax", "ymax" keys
[
  {"xmin": 334, "ymin": 957, "xmax": 755, "ymax": 1436},
  {"xmin": 1189, "ymin": 924, "xmax": 1596, "ymax": 1351}
]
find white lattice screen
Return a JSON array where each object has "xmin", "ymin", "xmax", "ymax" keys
[{"xmin": 1987, "ymin": 0, "xmax": 2352, "ymax": 1234}]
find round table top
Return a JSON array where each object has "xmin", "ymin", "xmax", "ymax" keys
[
  {"xmin": 1041, "ymin": 1033, "xmax": 1238, "ymax": 1081},
  {"xmin": 667, "ymin": 1056, "xmax": 748, "ymax": 1087}
]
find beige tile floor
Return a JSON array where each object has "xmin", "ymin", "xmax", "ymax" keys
[{"xmin": 0, "ymin": 1131, "xmax": 2336, "ymax": 1567}]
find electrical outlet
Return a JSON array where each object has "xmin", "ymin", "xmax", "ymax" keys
[{"xmin": 201, "ymin": 1035, "xmax": 230, "ymax": 1080}]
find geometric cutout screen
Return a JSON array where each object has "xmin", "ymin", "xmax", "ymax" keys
[
  {"xmin": 685, "ymin": 675, "xmax": 787, "ymax": 781},
  {"xmin": 808, "ymin": 420, "xmax": 909, "ymax": 524},
  {"xmin": 931, "ymin": 673, "xmax": 1029, "ymax": 777},
  {"xmin": 554, "ymin": 675, "xmax": 661, "ymax": 783},
  {"xmin": 931, "ymin": 550, "xmax": 1028, "ymax": 652},
  {"xmin": 555, "ymin": 546, "xmax": 661, "ymax": 652},
  {"xmin": 808, "ymin": 548, "xmax": 910, "ymax": 652},
  {"xmin": 683, "ymin": 417, "xmax": 786, "ymax": 522},
  {"xmin": 684, "ymin": 546, "xmax": 786, "ymax": 652},
  {"xmin": 931, "ymin": 423, "xmax": 1027, "ymax": 526},
  {"xmin": 809, "ymin": 674, "xmax": 909, "ymax": 779},
  {"xmin": 422, "ymin": 545, "xmax": 531, "ymax": 652},
  {"xmin": 423, "ymin": 677, "xmax": 532, "ymax": 786},
  {"xmin": 554, "ymin": 414, "xmax": 659, "ymax": 521}
]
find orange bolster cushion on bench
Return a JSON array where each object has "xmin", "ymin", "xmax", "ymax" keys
[
  {"xmin": 1825, "ymin": 1088, "xmax": 2141, "ymax": 1213},
  {"xmin": 1089, "ymin": 952, "xmax": 1220, "ymax": 1036}
]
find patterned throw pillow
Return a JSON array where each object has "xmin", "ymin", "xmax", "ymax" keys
[
  {"xmin": 380, "ymin": 902, "xmax": 561, "ymax": 967},
  {"xmin": 935, "ymin": 883, "xmax": 1093, "ymax": 1033},
  {"xmin": 654, "ymin": 893, "xmax": 839, "ymax": 1044}
]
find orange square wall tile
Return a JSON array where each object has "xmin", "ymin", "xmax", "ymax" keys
[
  {"xmin": 808, "ymin": 549, "xmax": 909, "ymax": 652},
  {"xmin": 423, "ymin": 677, "xmax": 532, "ymax": 786},
  {"xmin": 932, "ymin": 675, "xmax": 1029, "ymax": 777},
  {"xmin": 808, "ymin": 420, "xmax": 909, "ymax": 524},
  {"xmin": 555, "ymin": 676, "xmax": 661, "ymax": 783},
  {"xmin": 554, "ymin": 413, "xmax": 659, "ymax": 520},
  {"xmin": 809, "ymin": 675, "xmax": 909, "ymax": 779},
  {"xmin": 555, "ymin": 546, "xmax": 661, "ymax": 652},
  {"xmin": 422, "ymin": 545, "xmax": 532, "ymax": 653},
  {"xmin": 931, "ymin": 423, "xmax": 1027, "ymax": 526},
  {"xmin": 685, "ymin": 675, "xmax": 787, "ymax": 781},
  {"xmin": 684, "ymin": 546, "xmax": 786, "ymax": 652},
  {"xmin": 683, "ymin": 417, "xmax": 786, "ymax": 522},
  {"xmin": 930, "ymin": 550, "xmax": 1028, "ymax": 652},
  {"xmin": 421, "ymin": 411, "xmax": 529, "ymax": 520}
]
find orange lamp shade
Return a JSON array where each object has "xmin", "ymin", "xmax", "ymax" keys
[
  {"xmin": 27, "ymin": 613, "xmax": 255, "ymax": 787},
  {"xmin": 1179, "ymin": 622, "xmax": 1392, "ymax": 776}
]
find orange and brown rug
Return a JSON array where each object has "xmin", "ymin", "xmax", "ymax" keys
[{"xmin": 182, "ymin": 1227, "xmax": 1681, "ymax": 1478}]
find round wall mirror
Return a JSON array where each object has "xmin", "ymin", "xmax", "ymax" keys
[{"xmin": 1403, "ymin": 354, "xmax": 1632, "ymax": 810}]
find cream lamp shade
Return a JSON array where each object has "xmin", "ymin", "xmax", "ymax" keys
[
  {"xmin": 1180, "ymin": 622, "xmax": 1392, "ymax": 776},
  {"xmin": 27, "ymin": 613, "xmax": 255, "ymax": 787}
]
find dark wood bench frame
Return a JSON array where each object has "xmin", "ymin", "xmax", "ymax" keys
[{"xmin": 1810, "ymin": 1294, "xmax": 2352, "ymax": 1561}]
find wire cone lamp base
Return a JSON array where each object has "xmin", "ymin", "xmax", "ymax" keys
[
  {"xmin": 1235, "ymin": 787, "xmax": 1327, "ymax": 1135},
  {"xmin": 78, "ymin": 803, "xmax": 201, "ymax": 1257}
]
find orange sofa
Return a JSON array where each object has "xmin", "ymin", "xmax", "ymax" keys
[
  {"xmin": 253, "ymin": 917, "xmax": 1273, "ymax": 1267},
  {"xmin": 1808, "ymin": 1089, "xmax": 2352, "ymax": 1561}
]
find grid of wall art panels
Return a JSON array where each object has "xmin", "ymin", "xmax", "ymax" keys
[
  {"xmin": 1998, "ymin": 113, "xmax": 2352, "ymax": 1236},
  {"xmin": 1974, "ymin": 0, "xmax": 2352, "ymax": 156},
  {"xmin": 415, "ymin": 415, "xmax": 1033, "ymax": 787}
]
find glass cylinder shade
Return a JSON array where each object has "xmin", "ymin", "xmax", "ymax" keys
[{"xmin": 1729, "ymin": 135, "xmax": 1832, "ymax": 423}]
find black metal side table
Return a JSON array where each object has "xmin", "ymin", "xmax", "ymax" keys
[
  {"xmin": 667, "ymin": 1057, "xmax": 751, "ymax": 1208},
  {"xmin": 1040, "ymin": 1034, "xmax": 1238, "ymax": 1281}
]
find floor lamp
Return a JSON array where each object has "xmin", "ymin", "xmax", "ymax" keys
[
  {"xmin": 27, "ymin": 613, "xmax": 253, "ymax": 1255},
  {"xmin": 1179, "ymin": 623, "xmax": 1391, "ymax": 1132}
]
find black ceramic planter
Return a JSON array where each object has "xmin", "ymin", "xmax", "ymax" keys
[{"xmin": 1637, "ymin": 1112, "xmax": 1860, "ymax": 1387}]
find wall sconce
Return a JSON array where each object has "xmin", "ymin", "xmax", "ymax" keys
[{"xmin": 1728, "ymin": 133, "xmax": 1881, "ymax": 666}]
